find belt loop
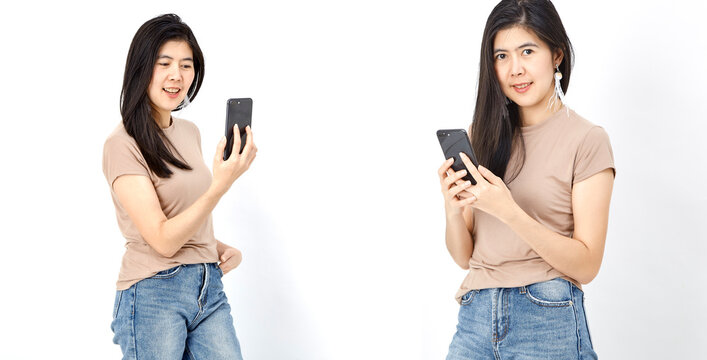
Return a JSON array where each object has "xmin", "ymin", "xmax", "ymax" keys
[{"xmin": 519, "ymin": 286, "xmax": 526, "ymax": 294}]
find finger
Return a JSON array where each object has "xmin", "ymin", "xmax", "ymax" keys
[
  {"xmin": 459, "ymin": 152, "xmax": 487, "ymax": 185},
  {"xmin": 449, "ymin": 181, "xmax": 472, "ymax": 198},
  {"xmin": 479, "ymin": 165, "xmax": 503, "ymax": 186},
  {"xmin": 444, "ymin": 169, "xmax": 468, "ymax": 187},
  {"xmin": 450, "ymin": 192, "xmax": 475, "ymax": 208},
  {"xmin": 229, "ymin": 124, "xmax": 242, "ymax": 159},
  {"xmin": 239, "ymin": 126, "xmax": 255, "ymax": 159},
  {"xmin": 462, "ymin": 195, "xmax": 478, "ymax": 206},
  {"xmin": 456, "ymin": 188, "xmax": 475, "ymax": 199},
  {"xmin": 214, "ymin": 136, "xmax": 227, "ymax": 163},
  {"xmin": 438, "ymin": 158, "xmax": 454, "ymax": 180}
]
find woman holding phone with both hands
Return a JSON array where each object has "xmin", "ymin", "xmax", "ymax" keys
[
  {"xmin": 439, "ymin": 1, "xmax": 614, "ymax": 359},
  {"xmin": 103, "ymin": 14, "xmax": 255, "ymax": 359}
]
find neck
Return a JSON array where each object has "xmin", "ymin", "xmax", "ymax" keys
[
  {"xmin": 155, "ymin": 110, "xmax": 172, "ymax": 129},
  {"xmin": 519, "ymin": 97, "xmax": 563, "ymax": 127}
]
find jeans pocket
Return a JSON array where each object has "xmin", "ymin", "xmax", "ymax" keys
[
  {"xmin": 148, "ymin": 265, "xmax": 183, "ymax": 279},
  {"xmin": 460, "ymin": 290, "xmax": 478, "ymax": 306},
  {"xmin": 112, "ymin": 290, "xmax": 123, "ymax": 319},
  {"xmin": 524, "ymin": 278, "xmax": 573, "ymax": 307}
]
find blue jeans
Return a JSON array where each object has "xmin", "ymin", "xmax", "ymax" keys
[
  {"xmin": 111, "ymin": 263, "xmax": 243, "ymax": 360},
  {"xmin": 447, "ymin": 278, "xmax": 597, "ymax": 360}
]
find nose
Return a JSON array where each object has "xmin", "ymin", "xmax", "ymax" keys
[
  {"xmin": 510, "ymin": 56, "xmax": 524, "ymax": 77},
  {"xmin": 167, "ymin": 64, "xmax": 181, "ymax": 81}
]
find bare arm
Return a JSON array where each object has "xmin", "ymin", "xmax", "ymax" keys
[
  {"xmin": 460, "ymin": 153, "xmax": 614, "ymax": 284},
  {"xmin": 113, "ymin": 126, "xmax": 257, "ymax": 258},
  {"xmin": 503, "ymin": 169, "xmax": 614, "ymax": 283}
]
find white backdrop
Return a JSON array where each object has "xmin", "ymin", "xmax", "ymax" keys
[{"xmin": 1, "ymin": 1, "xmax": 706, "ymax": 359}]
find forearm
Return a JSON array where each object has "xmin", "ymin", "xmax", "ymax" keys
[
  {"xmin": 154, "ymin": 186, "xmax": 223, "ymax": 257},
  {"xmin": 445, "ymin": 210, "xmax": 473, "ymax": 270},
  {"xmin": 504, "ymin": 204, "xmax": 601, "ymax": 284}
]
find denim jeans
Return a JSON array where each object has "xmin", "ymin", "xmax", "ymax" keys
[
  {"xmin": 447, "ymin": 278, "xmax": 597, "ymax": 360},
  {"xmin": 111, "ymin": 263, "xmax": 243, "ymax": 360}
]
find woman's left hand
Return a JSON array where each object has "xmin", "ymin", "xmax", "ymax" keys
[
  {"xmin": 218, "ymin": 246, "xmax": 243, "ymax": 275},
  {"xmin": 459, "ymin": 153, "xmax": 519, "ymax": 222}
]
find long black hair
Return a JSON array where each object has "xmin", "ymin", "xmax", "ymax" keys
[
  {"xmin": 471, "ymin": 0, "xmax": 573, "ymax": 182},
  {"xmin": 120, "ymin": 14, "xmax": 205, "ymax": 178}
]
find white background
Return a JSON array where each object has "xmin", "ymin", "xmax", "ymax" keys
[{"xmin": 1, "ymin": 1, "xmax": 706, "ymax": 359}]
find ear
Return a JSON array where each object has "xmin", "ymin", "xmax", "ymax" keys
[{"xmin": 553, "ymin": 48, "xmax": 564, "ymax": 67}]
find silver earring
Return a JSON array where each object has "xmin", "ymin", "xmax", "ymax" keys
[{"xmin": 547, "ymin": 64, "xmax": 566, "ymax": 112}]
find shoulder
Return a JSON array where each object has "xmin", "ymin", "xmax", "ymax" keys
[
  {"xmin": 563, "ymin": 108, "xmax": 611, "ymax": 145},
  {"xmin": 173, "ymin": 117, "xmax": 199, "ymax": 133},
  {"xmin": 103, "ymin": 123, "xmax": 139, "ymax": 154},
  {"xmin": 172, "ymin": 117, "xmax": 202, "ymax": 142}
]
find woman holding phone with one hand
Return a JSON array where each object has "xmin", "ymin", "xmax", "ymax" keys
[{"xmin": 103, "ymin": 14, "xmax": 256, "ymax": 359}]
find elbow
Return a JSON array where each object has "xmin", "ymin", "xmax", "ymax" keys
[
  {"xmin": 151, "ymin": 242, "xmax": 180, "ymax": 258},
  {"xmin": 144, "ymin": 222, "xmax": 182, "ymax": 258},
  {"xmin": 144, "ymin": 235, "xmax": 181, "ymax": 258},
  {"xmin": 575, "ymin": 265, "xmax": 601, "ymax": 285},
  {"xmin": 454, "ymin": 257, "xmax": 471, "ymax": 270}
]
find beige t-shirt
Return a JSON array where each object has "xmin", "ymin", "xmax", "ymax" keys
[
  {"xmin": 103, "ymin": 118, "xmax": 218, "ymax": 290},
  {"xmin": 455, "ymin": 107, "xmax": 615, "ymax": 301}
]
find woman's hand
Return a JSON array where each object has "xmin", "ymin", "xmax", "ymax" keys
[
  {"xmin": 210, "ymin": 125, "xmax": 257, "ymax": 197},
  {"xmin": 218, "ymin": 243, "xmax": 243, "ymax": 275},
  {"xmin": 458, "ymin": 153, "xmax": 518, "ymax": 222},
  {"xmin": 438, "ymin": 158, "xmax": 477, "ymax": 216}
]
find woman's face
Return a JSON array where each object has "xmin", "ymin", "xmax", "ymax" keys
[
  {"xmin": 493, "ymin": 26, "xmax": 562, "ymax": 111},
  {"xmin": 147, "ymin": 40, "xmax": 195, "ymax": 122}
]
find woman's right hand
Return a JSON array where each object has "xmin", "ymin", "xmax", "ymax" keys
[
  {"xmin": 210, "ymin": 125, "xmax": 257, "ymax": 196},
  {"xmin": 438, "ymin": 158, "xmax": 475, "ymax": 216}
]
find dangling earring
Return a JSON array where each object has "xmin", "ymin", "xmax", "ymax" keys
[{"xmin": 548, "ymin": 64, "xmax": 566, "ymax": 113}]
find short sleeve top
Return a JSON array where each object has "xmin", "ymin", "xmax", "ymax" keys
[{"xmin": 103, "ymin": 118, "xmax": 219, "ymax": 290}]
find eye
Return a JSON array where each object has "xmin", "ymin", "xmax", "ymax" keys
[
  {"xmin": 181, "ymin": 64, "xmax": 192, "ymax": 69},
  {"xmin": 495, "ymin": 53, "xmax": 506, "ymax": 61},
  {"xmin": 522, "ymin": 49, "xmax": 533, "ymax": 55}
]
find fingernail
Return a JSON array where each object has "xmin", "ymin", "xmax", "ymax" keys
[{"xmin": 465, "ymin": 181, "xmax": 471, "ymax": 186}]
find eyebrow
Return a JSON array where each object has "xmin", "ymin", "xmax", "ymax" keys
[
  {"xmin": 493, "ymin": 42, "xmax": 539, "ymax": 54},
  {"xmin": 157, "ymin": 55, "xmax": 194, "ymax": 61}
]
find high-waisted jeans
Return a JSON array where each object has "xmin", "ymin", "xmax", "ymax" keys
[
  {"xmin": 446, "ymin": 278, "xmax": 597, "ymax": 360},
  {"xmin": 111, "ymin": 263, "xmax": 243, "ymax": 360}
]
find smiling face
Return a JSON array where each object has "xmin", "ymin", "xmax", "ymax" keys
[
  {"xmin": 493, "ymin": 26, "xmax": 563, "ymax": 116},
  {"xmin": 147, "ymin": 40, "xmax": 195, "ymax": 127}
]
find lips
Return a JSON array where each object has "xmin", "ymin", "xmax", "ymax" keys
[
  {"xmin": 163, "ymin": 87, "xmax": 181, "ymax": 98},
  {"xmin": 512, "ymin": 82, "xmax": 532, "ymax": 93}
]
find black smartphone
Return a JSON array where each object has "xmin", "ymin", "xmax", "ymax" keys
[
  {"xmin": 437, "ymin": 129, "xmax": 480, "ymax": 185},
  {"xmin": 224, "ymin": 98, "xmax": 253, "ymax": 161}
]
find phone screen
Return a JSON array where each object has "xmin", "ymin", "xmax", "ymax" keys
[
  {"xmin": 224, "ymin": 98, "xmax": 253, "ymax": 160},
  {"xmin": 437, "ymin": 129, "xmax": 479, "ymax": 185}
]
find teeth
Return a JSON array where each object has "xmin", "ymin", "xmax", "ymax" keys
[
  {"xmin": 164, "ymin": 88, "xmax": 179, "ymax": 93},
  {"xmin": 514, "ymin": 83, "xmax": 530, "ymax": 89}
]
